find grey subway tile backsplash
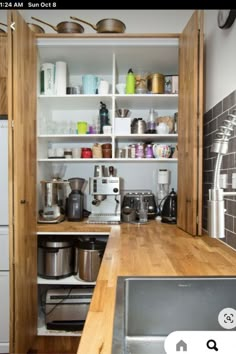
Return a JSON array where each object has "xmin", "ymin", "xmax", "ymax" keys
[{"xmin": 203, "ymin": 88, "xmax": 236, "ymax": 249}]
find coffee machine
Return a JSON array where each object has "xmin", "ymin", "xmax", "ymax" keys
[
  {"xmin": 67, "ymin": 178, "xmax": 86, "ymax": 221},
  {"xmin": 88, "ymin": 166, "xmax": 121, "ymax": 224},
  {"xmin": 38, "ymin": 180, "xmax": 66, "ymax": 223}
]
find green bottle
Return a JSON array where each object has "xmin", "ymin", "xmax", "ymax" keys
[{"xmin": 125, "ymin": 68, "xmax": 135, "ymax": 94}]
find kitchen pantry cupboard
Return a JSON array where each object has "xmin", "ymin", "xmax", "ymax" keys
[{"xmin": 8, "ymin": 9, "xmax": 203, "ymax": 354}]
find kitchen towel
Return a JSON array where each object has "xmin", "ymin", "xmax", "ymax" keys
[{"xmin": 54, "ymin": 61, "xmax": 67, "ymax": 95}]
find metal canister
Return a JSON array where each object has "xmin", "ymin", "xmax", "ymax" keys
[{"xmin": 147, "ymin": 73, "xmax": 164, "ymax": 93}]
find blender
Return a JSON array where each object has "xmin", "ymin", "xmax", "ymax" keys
[{"xmin": 67, "ymin": 178, "xmax": 86, "ymax": 221}]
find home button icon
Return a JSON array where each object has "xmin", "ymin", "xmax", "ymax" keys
[{"xmin": 176, "ymin": 339, "xmax": 188, "ymax": 352}]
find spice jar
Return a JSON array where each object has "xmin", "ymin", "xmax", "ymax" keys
[{"xmin": 81, "ymin": 148, "xmax": 93, "ymax": 158}]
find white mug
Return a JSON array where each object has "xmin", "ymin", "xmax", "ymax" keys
[
  {"xmin": 103, "ymin": 125, "xmax": 112, "ymax": 134},
  {"xmin": 98, "ymin": 80, "xmax": 109, "ymax": 95}
]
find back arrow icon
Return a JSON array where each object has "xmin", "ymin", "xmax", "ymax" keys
[{"xmin": 10, "ymin": 22, "xmax": 15, "ymax": 31}]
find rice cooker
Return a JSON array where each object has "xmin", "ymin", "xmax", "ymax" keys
[{"xmin": 38, "ymin": 237, "xmax": 74, "ymax": 279}]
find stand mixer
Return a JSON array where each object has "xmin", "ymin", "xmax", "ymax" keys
[{"xmin": 88, "ymin": 166, "xmax": 121, "ymax": 224}]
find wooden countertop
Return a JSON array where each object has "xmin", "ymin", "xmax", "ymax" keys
[{"xmin": 38, "ymin": 220, "xmax": 236, "ymax": 354}]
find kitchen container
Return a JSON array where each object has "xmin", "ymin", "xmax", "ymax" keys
[
  {"xmin": 38, "ymin": 238, "xmax": 74, "ymax": 279},
  {"xmin": 70, "ymin": 16, "xmax": 126, "ymax": 33},
  {"xmin": 147, "ymin": 73, "xmax": 164, "ymax": 94},
  {"xmin": 74, "ymin": 239, "xmax": 106, "ymax": 282}
]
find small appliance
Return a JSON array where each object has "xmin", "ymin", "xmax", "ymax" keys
[
  {"xmin": 88, "ymin": 166, "xmax": 121, "ymax": 224},
  {"xmin": 156, "ymin": 169, "xmax": 170, "ymax": 215},
  {"xmin": 38, "ymin": 237, "xmax": 74, "ymax": 279},
  {"xmin": 38, "ymin": 180, "xmax": 67, "ymax": 223},
  {"xmin": 161, "ymin": 188, "xmax": 177, "ymax": 224},
  {"xmin": 67, "ymin": 178, "xmax": 86, "ymax": 221},
  {"xmin": 45, "ymin": 287, "xmax": 94, "ymax": 331},
  {"xmin": 122, "ymin": 190, "xmax": 157, "ymax": 219}
]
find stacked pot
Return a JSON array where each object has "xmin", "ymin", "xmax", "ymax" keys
[{"xmin": 38, "ymin": 236, "xmax": 106, "ymax": 282}]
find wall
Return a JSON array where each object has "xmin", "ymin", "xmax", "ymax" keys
[
  {"xmin": 204, "ymin": 10, "xmax": 236, "ymax": 112},
  {"xmin": 203, "ymin": 10, "xmax": 236, "ymax": 248}
]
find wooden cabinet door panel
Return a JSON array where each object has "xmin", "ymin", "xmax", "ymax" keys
[
  {"xmin": 0, "ymin": 34, "xmax": 7, "ymax": 115},
  {"xmin": 177, "ymin": 10, "xmax": 203, "ymax": 235},
  {"xmin": 8, "ymin": 10, "xmax": 37, "ymax": 354}
]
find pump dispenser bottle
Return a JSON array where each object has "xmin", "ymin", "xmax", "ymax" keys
[{"xmin": 125, "ymin": 68, "xmax": 135, "ymax": 94}]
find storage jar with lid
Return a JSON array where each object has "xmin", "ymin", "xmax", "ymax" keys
[
  {"xmin": 74, "ymin": 238, "xmax": 106, "ymax": 282},
  {"xmin": 147, "ymin": 73, "xmax": 164, "ymax": 93}
]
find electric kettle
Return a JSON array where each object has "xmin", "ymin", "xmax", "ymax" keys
[{"xmin": 161, "ymin": 188, "xmax": 177, "ymax": 224}]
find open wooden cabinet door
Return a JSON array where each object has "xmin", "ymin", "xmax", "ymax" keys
[
  {"xmin": 8, "ymin": 10, "xmax": 38, "ymax": 354},
  {"xmin": 177, "ymin": 10, "xmax": 204, "ymax": 236}
]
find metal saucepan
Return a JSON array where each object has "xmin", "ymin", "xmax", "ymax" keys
[
  {"xmin": 70, "ymin": 16, "xmax": 126, "ymax": 33},
  {"xmin": 0, "ymin": 22, "xmax": 7, "ymax": 33},
  {"xmin": 0, "ymin": 21, "xmax": 45, "ymax": 34},
  {"xmin": 27, "ymin": 23, "xmax": 45, "ymax": 33},
  {"xmin": 31, "ymin": 16, "xmax": 84, "ymax": 34}
]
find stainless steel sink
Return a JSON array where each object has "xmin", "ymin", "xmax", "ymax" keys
[{"xmin": 112, "ymin": 276, "xmax": 236, "ymax": 354}]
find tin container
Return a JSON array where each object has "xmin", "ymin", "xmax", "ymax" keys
[{"xmin": 147, "ymin": 73, "xmax": 164, "ymax": 94}]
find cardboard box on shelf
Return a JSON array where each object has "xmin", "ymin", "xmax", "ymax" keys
[{"xmin": 114, "ymin": 118, "xmax": 131, "ymax": 134}]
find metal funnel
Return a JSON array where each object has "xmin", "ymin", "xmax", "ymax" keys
[{"xmin": 68, "ymin": 178, "xmax": 85, "ymax": 191}]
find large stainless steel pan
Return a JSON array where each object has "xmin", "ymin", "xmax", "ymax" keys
[
  {"xmin": 0, "ymin": 21, "xmax": 45, "ymax": 33},
  {"xmin": 70, "ymin": 16, "xmax": 126, "ymax": 33},
  {"xmin": 31, "ymin": 16, "xmax": 84, "ymax": 33},
  {"xmin": 0, "ymin": 22, "xmax": 7, "ymax": 33},
  {"xmin": 28, "ymin": 23, "xmax": 45, "ymax": 33}
]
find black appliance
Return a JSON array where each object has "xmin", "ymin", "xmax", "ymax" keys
[
  {"xmin": 161, "ymin": 188, "xmax": 177, "ymax": 224},
  {"xmin": 122, "ymin": 191, "xmax": 157, "ymax": 219},
  {"xmin": 67, "ymin": 178, "xmax": 85, "ymax": 221}
]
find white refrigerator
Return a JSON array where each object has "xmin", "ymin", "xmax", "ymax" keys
[{"xmin": 0, "ymin": 116, "xmax": 9, "ymax": 353}]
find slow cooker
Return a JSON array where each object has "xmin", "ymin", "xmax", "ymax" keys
[{"xmin": 38, "ymin": 237, "xmax": 74, "ymax": 279}]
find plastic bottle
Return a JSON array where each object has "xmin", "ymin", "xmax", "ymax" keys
[
  {"xmin": 125, "ymin": 68, "xmax": 135, "ymax": 94},
  {"xmin": 99, "ymin": 101, "xmax": 109, "ymax": 134}
]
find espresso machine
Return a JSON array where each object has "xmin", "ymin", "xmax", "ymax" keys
[{"xmin": 88, "ymin": 166, "xmax": 121, "ymax": 224}]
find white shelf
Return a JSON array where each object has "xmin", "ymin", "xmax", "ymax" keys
[
  {"xmin": 37, "ymin": 134, "xmax": 112, "ymax": 142},
  {"xmin": 37, "ymin": 275, "xmax": 95, "ymax": 285},
  {"xmin": 37, "ymin": 324, "xmax": 82, "ymax": 337},
  {"xmin": 38, "ymin": 158, "xmax": 178, "ymax": 163},
  {"xmin": 114, "ymin": 94, "xmax": 178, "ymax": 110}
]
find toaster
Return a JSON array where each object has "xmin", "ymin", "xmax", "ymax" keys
[{"xmin": 122, "ymin": 191, "xmax": 157, "ymax": 219}]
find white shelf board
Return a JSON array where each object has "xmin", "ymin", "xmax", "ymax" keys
[
  {"xmin": 37, "ymin": 134, "xmax": 112, "ymax": 142},
  {"xmin": 37, "ymin": 324, "xmax": 82, "ymax": 337},
  {"xmin": 114, "ymin": 134, "xmax": 178, "ymax": 142},
  {"xmin": 37, "ymin": 275, "xmax": 95, "ymax": 285},
  {"xmin": 38, "ymin": 158, "xmax": 178, "ymax": 162},
  {"xmin": 38, "ymin": 95, "xmax": 112, "ymax": 110},
  {"xmin": 115, "ymin": 94, "xmax": 178, "ymax": 110}
]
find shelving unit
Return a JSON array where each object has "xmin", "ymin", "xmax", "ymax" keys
[{"xmin": 35, "ymin": 35, "xmax": 179, "ymax": 337}]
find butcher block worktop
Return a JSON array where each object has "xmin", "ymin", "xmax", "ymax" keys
[{"xmin": 37, "ymin": 220, "xmax": 236, "ymax": 354}]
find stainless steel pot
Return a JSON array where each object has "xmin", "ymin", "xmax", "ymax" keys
[
  {"xmin": 38, "ymin": 238, "xmax": 74, "ymax": 279},
  {"xmin": 70, "ymin": 16, "xmax": 126, "ymax": 33},
  {"xmin": 74, "ymin": 239, "xmax": 106, "ymax": 282}
]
